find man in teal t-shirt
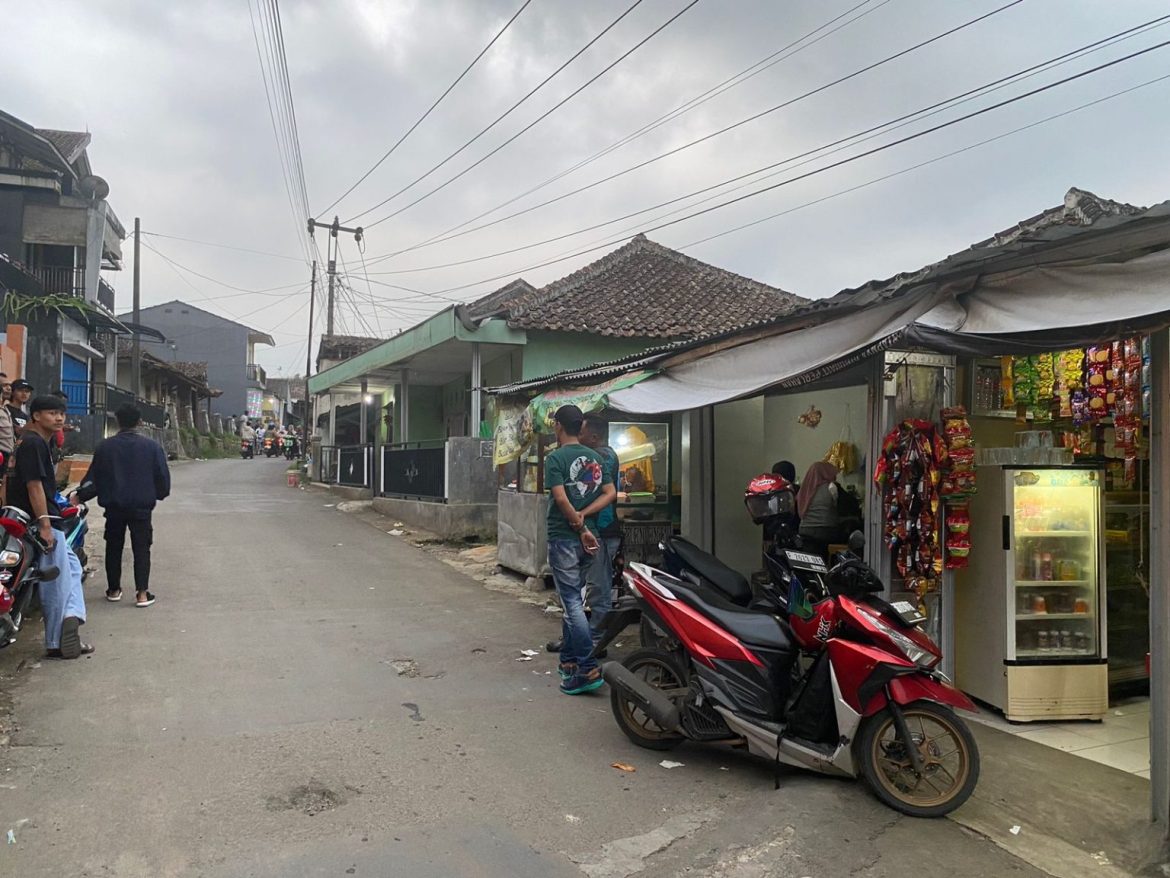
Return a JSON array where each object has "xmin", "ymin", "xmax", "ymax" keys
[{"xmin": 546, "ymin": 404, "xmax": 615, "ymax": 695}]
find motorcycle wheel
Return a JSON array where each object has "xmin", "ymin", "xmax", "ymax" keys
[
  {"xmin": 856, "ymin": 699, "xmax": 980, "ymax": 818},
  {"xmin": 610, "ymin": 648, "xmax": 688, "ymax": 751}
]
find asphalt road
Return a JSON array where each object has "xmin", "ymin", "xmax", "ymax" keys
[{"xmin": 0, "ymin": 458, "xmax": 1045, "ymax": 877}]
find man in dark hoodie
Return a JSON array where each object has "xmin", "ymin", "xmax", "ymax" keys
[{"xmin": 73, "ymin": 404, "xmax": 171, "ymax": 607}]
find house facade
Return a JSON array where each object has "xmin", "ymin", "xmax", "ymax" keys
[{"xmin": 121, "ymin": 300, "xmax": 274, "ymax": 419}]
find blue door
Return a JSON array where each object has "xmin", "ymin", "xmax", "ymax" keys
[{"xmin": 61, "ymin": 353, "xmax": 89, "ymax": 412}]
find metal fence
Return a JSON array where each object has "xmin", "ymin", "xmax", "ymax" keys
[
  {"xmin": 381, "ymin": 442, "xmax": 445, "ymax": 500},
  {"xmin": 320, "ymin": 445, "xmax": 339, "ymax": 484},
  {"xmin": 59, "ymin": 380, "xmax": 167, "ymax": 427},
  {"xmin": 338, "ymin": 445, "xmax": 373, "ymax": 488}
]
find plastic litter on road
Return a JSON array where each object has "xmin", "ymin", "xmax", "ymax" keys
[{"xmin": 659, "ymin": 760, "xmax": 685, "ymax": 769}]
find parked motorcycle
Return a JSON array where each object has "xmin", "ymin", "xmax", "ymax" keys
[
  {"xmin": 0, "ymin": 506, "xmax": 63, "ymax": 649},
  {"xmin": 54, "ymin": 492, "xmax": 89, "ymax": 576},
  {"xmin": 595, "ymin": 475, "xmax": 980, "ymax": 818},
  {"xmin": 240, "ymin": 438, "xmax": 254, "ymax": 459}
]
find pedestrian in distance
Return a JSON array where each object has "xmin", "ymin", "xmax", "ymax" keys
[
  {"xmin": 545, "ymin": 404, "xmax": 616, "ymax": 696},
  {"xmin": 7, "ymin": 378, "xmax": 33, "ymax": 437},
  {"xmin": 9, "ymin": 395, "xmax": 91, "ymax": 658},
  {"xmin": 73, "ymin": 404, "xmax": 171, "ymax": 607}
]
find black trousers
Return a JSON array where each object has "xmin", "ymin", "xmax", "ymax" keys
[{"xmin": 105, "ymin": 511, "xmax": 153, "ymax": 594}]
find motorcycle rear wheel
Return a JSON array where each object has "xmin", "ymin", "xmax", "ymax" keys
[
  {"xmin": 611, "ymin": 648, "xmax": 688, "ymax": 751},
  {"xmin": 857, "ymin": 699, "xmax": 979, "ymax": 818}
]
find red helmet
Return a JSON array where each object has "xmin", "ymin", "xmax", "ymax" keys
[{"xmin": 744, "ymin": 473, "xmax": 796, "ymax": 523}]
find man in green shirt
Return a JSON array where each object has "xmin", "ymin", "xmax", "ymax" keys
[{"xmin": 546, "ymin": 405, "xmax": 615, "ymax": 695}]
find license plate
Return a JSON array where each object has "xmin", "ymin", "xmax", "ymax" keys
[
  {"xmin": 890, "ymin": 600, "xmax": 927, "ymax": 625},
  {"xmin": 784, "ymin": 550, "xmax": 827, "ymax": 572}
]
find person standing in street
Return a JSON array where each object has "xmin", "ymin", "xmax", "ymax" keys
[
  {"xmin": 0, "ymin": 378, "xmax": 15, "ymax": 504},
  {"xmin": 7, "ymin": 378, "xmax": 32, "ymax": 438},
  {"xmin": 10, "ymin": 395, "xmax": 91, "ymax": 658},
  {"xmin": 578, "ymin": 415, "xmax": 621, "ymax": 651},
  {"xmin": 74, "ymin": 404, "xmax": 171, "ymax": 607},
  {"xmin": 545, "ymin": 405, "xmax": 615, "ymax": 696}
]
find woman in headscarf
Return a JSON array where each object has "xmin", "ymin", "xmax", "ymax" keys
[{"xmin": 797, "ymin": 461, "xmax": 841, "ymax": 562}]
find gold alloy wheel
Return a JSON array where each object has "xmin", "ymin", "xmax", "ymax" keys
[
  {"xmin": 869, "ymin": 705, "xmax": 973, "ymax": 810},
  {"xmin": 612, "ymin": 650, "xmax": 689, "ymax": 748}
]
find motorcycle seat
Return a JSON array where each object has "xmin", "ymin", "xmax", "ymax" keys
[
  {"xmin": 669, "ymin": 576, "xmax": 794, "ymax": 652},
  {"xmin": 667, "ymin": 537, "xmax": 753, "ymax": 606}
]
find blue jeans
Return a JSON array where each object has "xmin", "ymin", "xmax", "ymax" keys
[
  {"xmin": 587, "ymin": 536, "xmax": 622, "ymax": 642},
  {"xmin": 548, "ymin": 539, "xmax": 596, "ymax": 673},
  {"xmin": 40, "ymin": 531, "xmax": 86, "ymax": 650}
]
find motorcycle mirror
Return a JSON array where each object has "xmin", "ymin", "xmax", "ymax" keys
[{"xmin": 848, "ymin": 530, "xmax": 865, "ymax": 553}]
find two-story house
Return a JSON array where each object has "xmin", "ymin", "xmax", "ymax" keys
[
  {"xmin": 122, "ymin": 300, "xmax": 274, "ymax": 418},
  {"xmin": 0, "ymin": 108, "xmax": 153, "ymax": 448}
]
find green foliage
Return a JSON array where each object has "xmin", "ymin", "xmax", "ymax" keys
[{"xmin": 3, "ymin": 290, "xmax": 100, "ymax": 323}]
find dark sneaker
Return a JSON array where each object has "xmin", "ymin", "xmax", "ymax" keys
[
  {"xmin": 560, "ymin": 669, "xmax": 604, "ymax": 696},
  {"xmin": 105, "ymin": 589, "xmax": 122, "ymax": 602},
  {"xmin": 545, "ymin": 638, "xmax": 564, "ymax": 653},
  {"xmin": 136, "ymin": 592, "xmax": 156, "ymax": 608},
  {"xmin": 557, "ymin": 662, "xmax": 576, "ymax": 681}
]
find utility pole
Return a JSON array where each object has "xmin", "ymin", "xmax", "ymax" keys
[
  {"xmin": 307, "ymin": 216, "xmax": 362, "ymax": 338},
  {"xmin": 131, "ymin": 216, "xmax": 141, "ymax": 398},
  {"xmin": 305, "ymin": 261, "xmax": 316, "ymax": 426}
]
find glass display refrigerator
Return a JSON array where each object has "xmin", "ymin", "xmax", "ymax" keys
[{"xmin": 955, "ymin": 465, "xmax": 1108, "ymax": 721}]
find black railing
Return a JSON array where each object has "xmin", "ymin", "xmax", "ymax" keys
[
  {"xmin": 59, "ymin": 380, "xmax": 167, "ymax": 428},
  {"xmin": 338, "ymin": 445, "xmax": 373, "ymax": 488},
  {"xmin": 31, "ymin": 265, "xmax": 84, "ymax": 296},
  {"xmin": 320, "ymin": 445, "xmax": 339, "ymax": 484},
  {"xmin": 97, "ymin": 277, "xmax": 115, "ymax": 311},
  {"xmin": 382, "ymin": 442, "xmax": 445, "ymax": 500},
  {"xmin": 246, "ymin": 363, "xmax": 267, "ymax": 386}
]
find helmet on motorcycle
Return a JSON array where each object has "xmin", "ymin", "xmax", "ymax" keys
[{"xmin": 743, "ymin": 473, "xmax": 796, "ymax": 524}]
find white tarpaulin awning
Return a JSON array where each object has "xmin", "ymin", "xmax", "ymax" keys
[
  {"xmin": 607, "ymin": 287, "xmax": 942, "ymax": 413},
  {"xmin": 917, "ymin": 245, "xmax": 1170, "ymax": 337}
]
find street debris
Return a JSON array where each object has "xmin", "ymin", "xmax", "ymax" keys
[
  {"xmin": 402, "ymin": 702, "xmax": 424, "ymax": 722},
  {"xmin": 389, "ymin": 659, "xmax": 420, "ymax": 678},
  {"xmin": 1090, "ymin": 851, "xmax": 1112, "ymax": 866},
  {"xmin": 565, "ymin": 814, "xmax": 581, "ymax": 824},
  {"xmin": 516, "ymin": 656, "xmax": 534, "ymax": 662},
  {"xmin": 658, "ymin": 760, "xmax": 685, "ymax": 769},
  {"xmin": 611, "ymin": 762, "xmax": 636, "ymax": 773},
  {"xmin": 1009, "ymin": 825, "xmax": 1021, "ymax": 835},
  {"xmin": 323, "ymin": 504, "xmax": 335, "ymax": 508},
  {"xmin": 389, "ymin": 529, "xmax": 406, "ymax": 536},
  {"xmin": 519, "ymin": 649, "xmax": 539, "ymax": 657},
  {"xmin": 6, "ymin": 829, "xmax": 14, "ymax": 844},
  {"xmin": 470, "ymin": 647, "xmax": 487, "ymax": 654},
  {"xmin": 544, "ymin": 605, "xmax": 562, "ymax": 615},
  {"xmin": 393, "ymin": 522, "xmax": 405, "ymax": 527}
]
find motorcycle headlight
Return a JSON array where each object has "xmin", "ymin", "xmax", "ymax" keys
[
  {"xmin": 864, "ymin": 609, "xmax": 936, "ymax": 668},
  {"xmin": 0, "ymin": 549, "xmax": 21, "ymax": 566}
]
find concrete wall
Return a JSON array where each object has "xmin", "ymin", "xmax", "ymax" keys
[
  {"xmin": 22, "ymin": 311, "xmax": 64, "ymax": 396},
  {"xmin": 762, "ymin": 384, "xmax": 869, "ymax": 493},
  {"xmin": 497, "ymin": 489, "xmax": 547, "ymax": 577},
  {"xmin": 713, "ymin": 396, "xmax": 766, "ymax": 578},
  {"xmin": 520, "ymin": 331, "xmax": 660, "ymax": 381},
  {"xmin": 371, "ymin": 496, "xmax": 496, "ymax": 541},
  {"xmin": 127, "ymin": 303, "xmax": 253, "ymax": 417},
  {"xmin": 446, "ymin": 437, "xmax": 496, "ymax": 505}
]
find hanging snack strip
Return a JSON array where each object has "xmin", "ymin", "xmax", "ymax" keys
[
  {"xmin": 873, "ymin": 419, "xmax": 945, "ymax": 608},
  {"xmin": 1113, "ymin": 337, "xmax": 1143, "ymax": 483},
  {"xmin": 938, "ymin": 406, "xmax": 977, "ymax": 569}
]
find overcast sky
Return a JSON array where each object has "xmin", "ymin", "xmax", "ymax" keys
[{"xmin": 6, "ymin": 0, "xmax": 1170, "ymax": 376}]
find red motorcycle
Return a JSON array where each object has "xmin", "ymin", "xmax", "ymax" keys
[{"xmin": 597, "ymin": 476, "xmax": 979, "ymax": 818}]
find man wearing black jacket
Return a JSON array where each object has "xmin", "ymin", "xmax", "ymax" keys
[{"xmin": 74, "ymin": 404, "xmax": 171, "ymax": 607}]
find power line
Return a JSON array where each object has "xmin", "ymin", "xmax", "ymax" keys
[
  {"xmin": 368, "ymin": 38, "xmax": 1170, "ymax": 300},
  {"xmin": 681, "ymin": 73, "xmax": 1170, "ymax": 251},
  {"xmin": 269, "ymin": 0, "xmax": 312, "ymax": 222},
  {"xmin": 139, "ymin": 240, "xmax": 304, "ymax": 295},
  {"xmin": 361, "ymin": 0, "xmax": 1024, "ymax": 265},
  {"xmin": 319, "ymin": 0, "xmax": 535, "ymax": 217},
  {"xmin": 359, "ymin": 0, "xmax": 701, "ymax": 230},
  {"xmin": 140, "ymin": 231, "xmax": 303, "ymax": 262},
  {"xmin": 361, "ymin": 14, "xmax": 1170, "ymax": 277},
  {"xmin": 407, "ymin": 0, "xmax": 890, "ymax": 256}
]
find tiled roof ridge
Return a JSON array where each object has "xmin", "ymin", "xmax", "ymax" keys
[
  {"xmin": 972, "ymin": 187, "xmax": 1146, "ymax": 251},
  {"xmin": 34, "ymin": 128, "xmax": 91, "ymax": 164},
  {"xmin": 510, "ymin": 234, "xmax": 803, "ymax": 322}
]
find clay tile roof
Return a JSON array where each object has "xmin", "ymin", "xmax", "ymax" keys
[
  {"xmin": 465, "ymin": 278, "xmax": 539, "ymax": 321},
  {"xmin": 34, "ymin": 128, "xmax": 91, "ymax": 164},
  {"xmin": 503, "ymin": 235, "xmax": 807, "ymax": 338},
  {"xmin": 317, "ymin": 334, "xmax": 383, "ymax": 362},
  {"xmin": 170, "ymin": 361, "xmax": 209, "ymax": 383}
]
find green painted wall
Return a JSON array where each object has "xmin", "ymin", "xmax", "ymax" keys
[
  {"xmin": 408, "ymin": 385, "xmax": 445, "ymax": 442},
  {"xmin": 482, "ymin": 349, "xmax": 521, "ymax": 388},
  {"xmin": 520, "ymin": 332, "xmax": 661, "ymax": 381}
]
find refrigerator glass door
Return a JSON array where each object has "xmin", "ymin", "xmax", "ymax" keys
[{"xmin": 1009, "ymin": 468, "xmax": 1101, "ymax": 661}]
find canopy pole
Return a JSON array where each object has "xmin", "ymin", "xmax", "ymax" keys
[{"xmin": 1149, "ymin": 328, "xmax": 1169, "ymax": 841}]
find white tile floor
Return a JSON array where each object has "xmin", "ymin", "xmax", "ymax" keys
[{"xmin": 969, "ymin": 696, "xmax": 1151, "ymax": 778}]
